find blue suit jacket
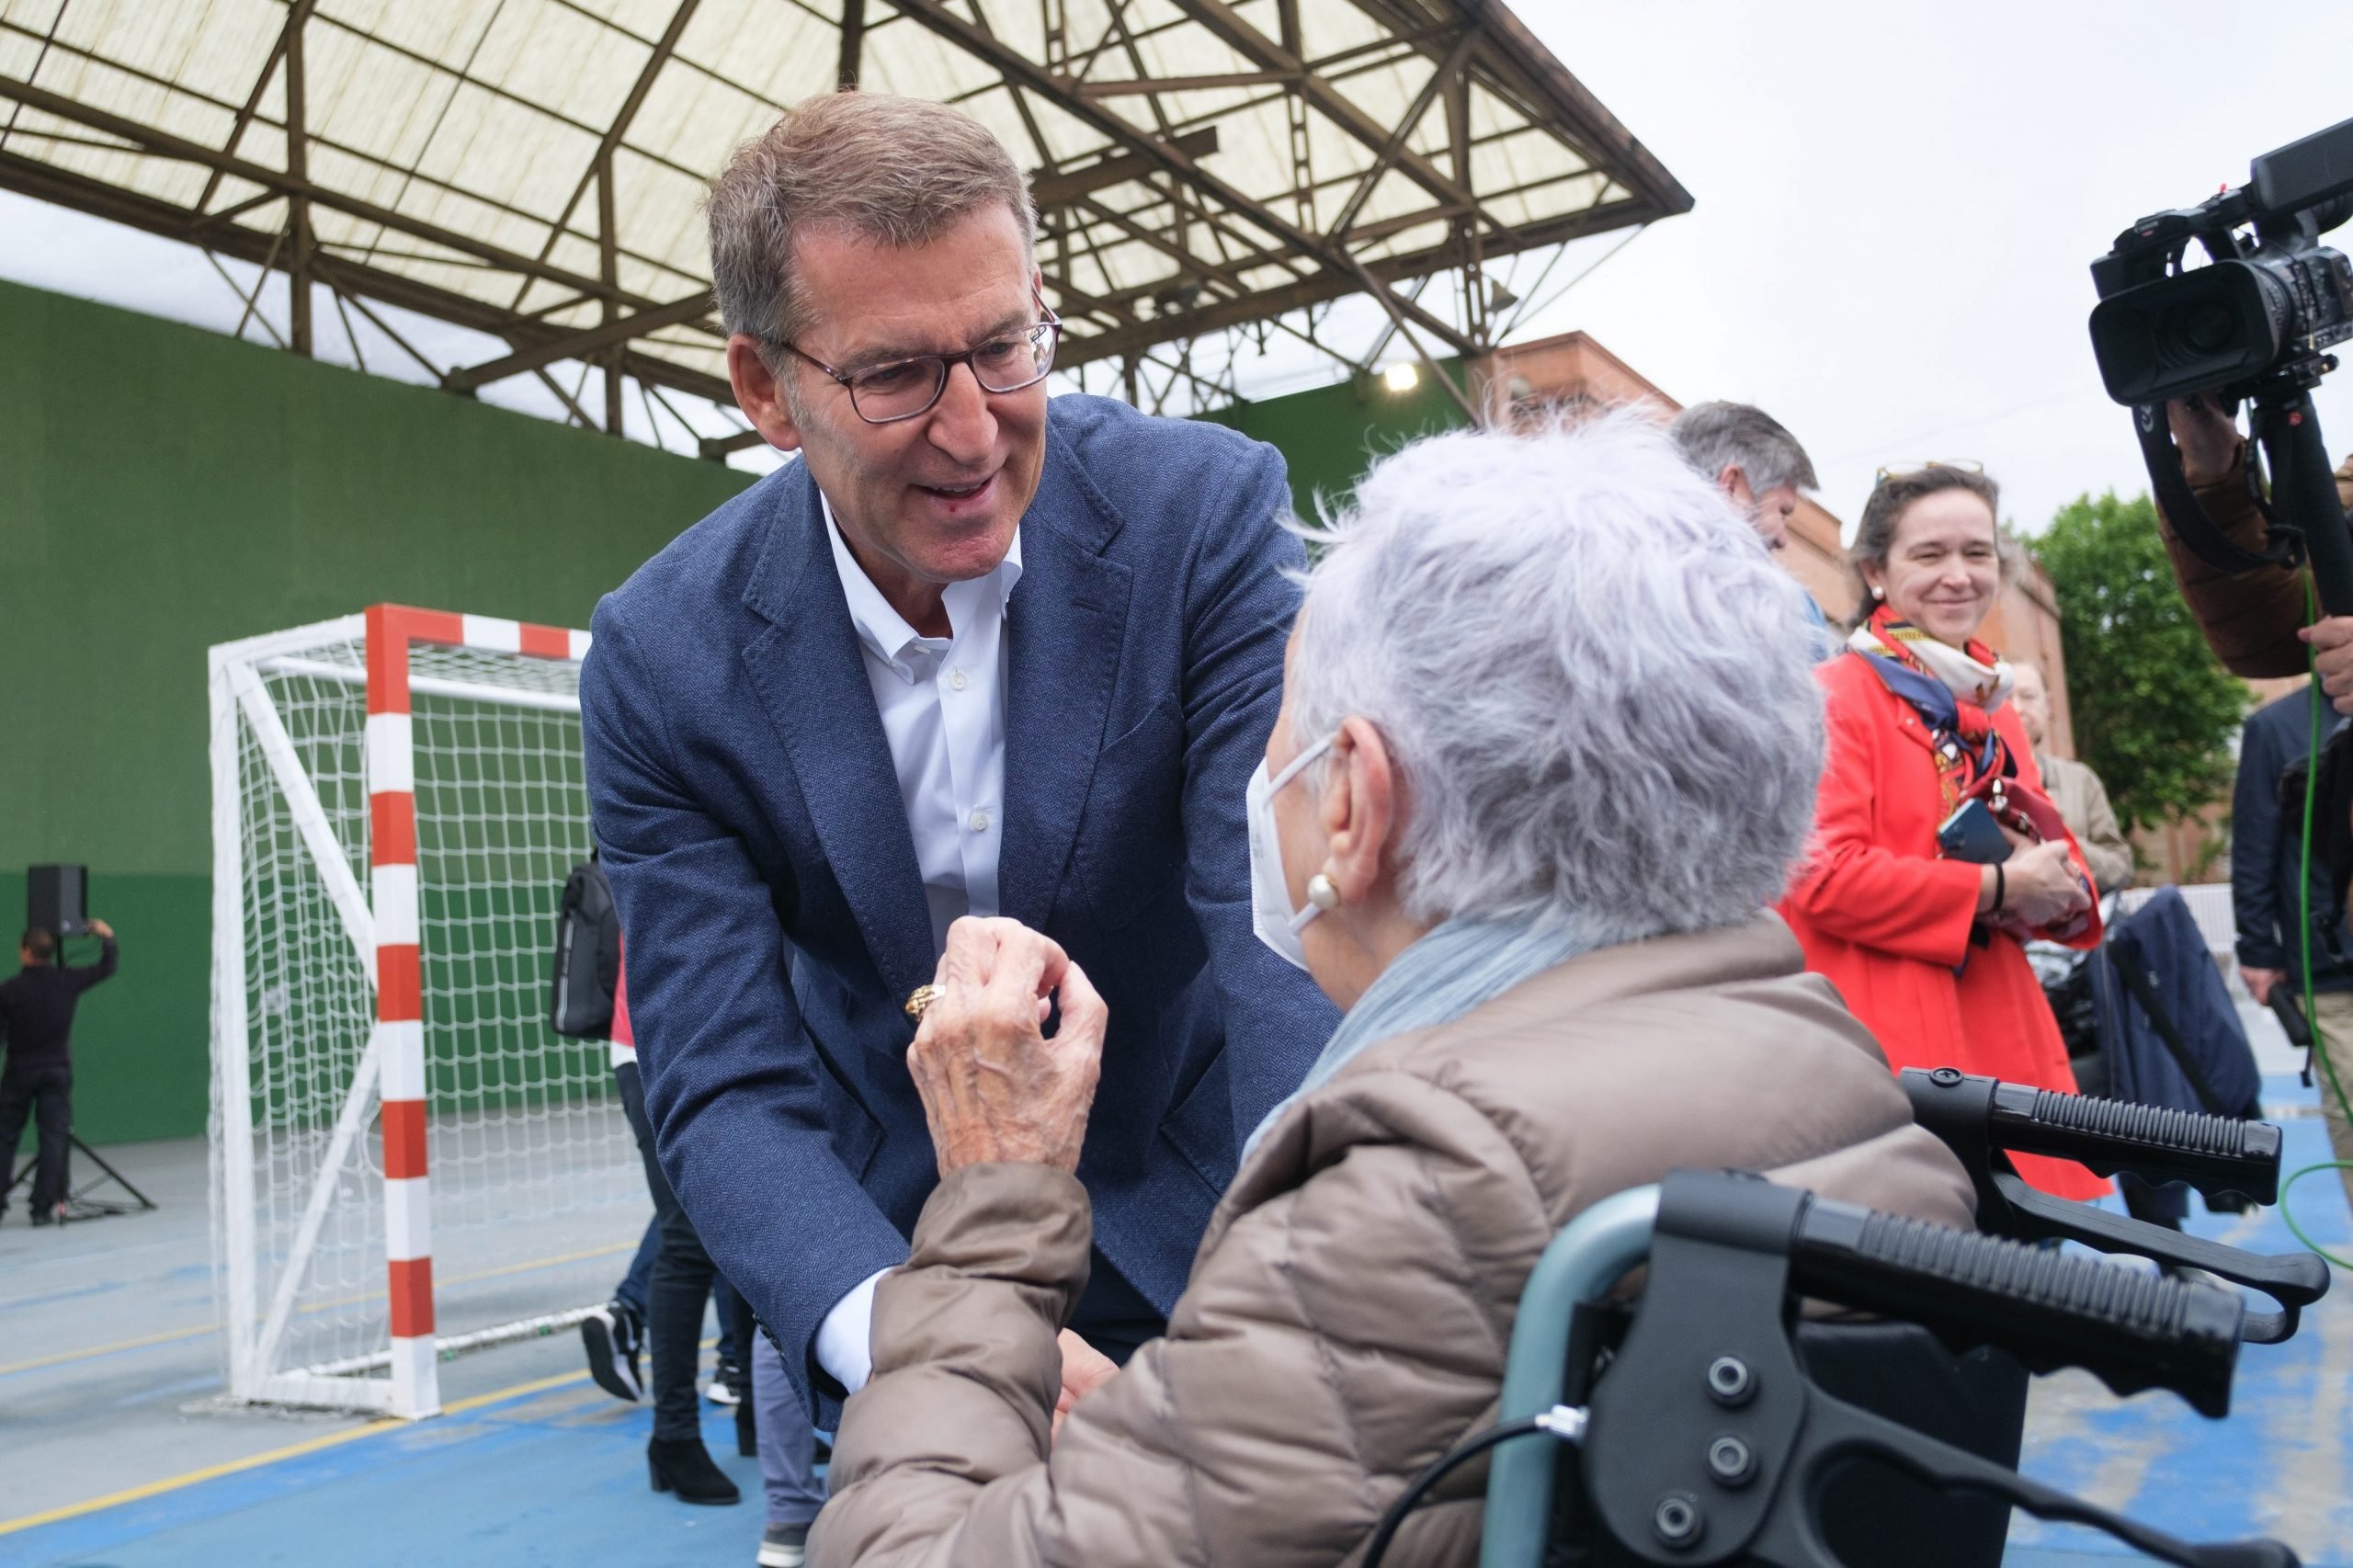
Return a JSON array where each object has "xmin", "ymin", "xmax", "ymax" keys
[{"xmin": 580, "ymin": 395, "xmax": 1340, "ymax": 1403}]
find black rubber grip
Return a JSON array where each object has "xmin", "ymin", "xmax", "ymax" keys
[
  {"xmin": 1990, "ymin": 1080, "xmax": 2281, "ymax": 1202},
  {"xmin": 1793, "ymin": 1198, "xmax": 2244, "ymax": 1417}
]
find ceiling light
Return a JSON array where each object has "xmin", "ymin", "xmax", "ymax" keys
[{"xmin": 1381, "ymin": 362, "xmax": 1419, "ymax": 394}]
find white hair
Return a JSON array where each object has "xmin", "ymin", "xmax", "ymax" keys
[{"xmin": 1288, "ymin": 408, "xmax": 1826, "ymax": 940}]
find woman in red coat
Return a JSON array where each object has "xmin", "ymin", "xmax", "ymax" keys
[{"xmin": 1779, "ymin": 464, "xmax": 2107, "ymax": 1199}]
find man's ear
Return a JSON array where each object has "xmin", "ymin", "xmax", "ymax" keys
[
  {"xmin": 1715, "ymin": 463, "xmax": 1752, "ymax": 507},
  {"xmin": 1319, "ymin": 716, "xmax": 1397, "ymax": 905},
  {"xmin": 726, "ymin": 335, "xmax": 804, "ymax": 453}
]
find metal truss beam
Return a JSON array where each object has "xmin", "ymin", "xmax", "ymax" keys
[
  {"xmin": 0, "ymin": 147, "xmax": 734, "ymax": 411},
  {"xmin": 513, "ymin": 0, "xmax": 704, "ymax": 312},
  {"xmin": 1158, "ymin": 0, "xmax": 1512, "ymax": 243},
  {"xmin": 1058, "ymin": 196, "xmax": 1651, "ymax": 369},
  {"xmin": 1067, "ymin": 70, "xmax": 1291, "ymax": 96},
  {"xmin": 0, "ymin": 73, "xmax": 711, "ymax": 328},
  {"xmin": 1029, "ymin": 127, "xmax": 1218, "ymax": 208},
  {"xmin": 883, "ymin": 0, "xmax": 1478, "ymax": 358},
  {"xmin": 443, "ymin": 293, "xmax": 713, "ymax": 392}
]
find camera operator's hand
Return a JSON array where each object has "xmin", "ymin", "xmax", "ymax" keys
[
  {"xmin": 2299, "ymin": 617, "xmax": 2353, "ymax": 716},
  {"xmin": 2240, "ymin": 965, "xmax": 2285, "ymax": 1006},
  {"xmin": 1986, "ymin": 839, "xmax": 2090, "ymax": 930},
  {"xmin": 86, "ymin": 917, "xmax": 113, "ymax": 940},
  {"xmin": 2167, "ymin": 396, "xmax": 2245, "ymax": 486}
]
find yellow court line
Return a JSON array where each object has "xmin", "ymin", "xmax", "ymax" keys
[
  {"xmin": 0, "ymin": 1323, "xmax": 216, "ymax": 1378},
  {"xmin": 6, "ymin": 1240, "xmax": 637, "ymax": 1378},
  {"xmin": 0, "ymin": 1368, "xmax": 596, "ymax": 1538}
]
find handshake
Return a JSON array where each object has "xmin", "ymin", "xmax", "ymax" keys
[{"xmin": 904, "ymin": 915, "xmax": 1121, "ymax": 1427}]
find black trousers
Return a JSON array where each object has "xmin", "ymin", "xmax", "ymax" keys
[
  {"xmin": 617, "ymin": 1061, "xmax": 743, "ymax": 1442},
  {"xmin": 0, "ymin": 1064, "xmax": 73, "ymax": 1214}
]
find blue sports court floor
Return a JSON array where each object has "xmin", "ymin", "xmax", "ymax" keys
[{"xmin": 3, "ymin": 1076, "xmax": 2349, "ymax": 1567}]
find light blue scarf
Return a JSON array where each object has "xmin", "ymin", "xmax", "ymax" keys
[{"xmin": 1242, "ymin": 911, "xmax": 1597, "ymax": 1161}]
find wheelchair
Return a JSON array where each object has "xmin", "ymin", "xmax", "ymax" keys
[{"xmin": 1363, "ymin": 1070, "xmax": 2332, "ymax": 1568}]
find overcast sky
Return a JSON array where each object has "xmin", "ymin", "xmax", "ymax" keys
[
  {"xmin": 1506, "ymin": 0, "xmax": 2353, "ymax": 538},
  {"xmin": 4, "ymin": 2, "xmax": 2348, "ymax": 536}
]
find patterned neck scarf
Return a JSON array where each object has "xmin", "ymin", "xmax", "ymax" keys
[{"xmin": 1847, "ymin": 603, "xmax": 2018, "ymax": 811}]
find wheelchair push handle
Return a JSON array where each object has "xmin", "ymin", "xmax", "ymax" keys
[
  {"xmin": 1901, "ymin": 1067, "xmax": 2283, "ymax": 1203},
  {"xmin": 1791, "ymin": 1196, "xmax": 2245, "ymax": 1417}
]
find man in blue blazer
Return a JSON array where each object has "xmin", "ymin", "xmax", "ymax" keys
[{"xmin": 580, "ymin": 92, "xmax": 1339, "ymax": 1421}]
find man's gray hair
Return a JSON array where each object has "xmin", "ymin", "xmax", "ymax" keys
[
  {"xmin": 1288, "ymin": 410, "xmax": 1825, "ymax": 940},
  {"xmin": 1668, "ymin": 401, "xmax": 1820, "ymax": 495},
  {"xmin": 706, "ymin": 93, "xmax": 1037, "ymax": 347}
]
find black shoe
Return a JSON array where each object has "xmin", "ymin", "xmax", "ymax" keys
[
  {"xmin": 647, "ymin": 1437, "xmax": 740, "ymax": 1506},
  {"xmin": 580, "ymin": 1302, "xmax": 642, "ymax": 1403},
  {"xmin": 736, "ymin": 1395, "xmax": 757, "ymax": 1458}
]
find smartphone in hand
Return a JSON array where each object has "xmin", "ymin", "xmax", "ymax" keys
[{"xmin": 1937, "ymin": 799, "xmax": 2012, "ymax": 865}]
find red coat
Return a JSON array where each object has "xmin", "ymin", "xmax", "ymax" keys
[{"xmin": 1779, "ymin": 651, "xmax": 2109, "ymax": 1200}]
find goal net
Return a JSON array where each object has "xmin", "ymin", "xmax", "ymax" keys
[{"xmin": 209, "ymin": 605, "xmax": 646, "ymax": 1417}]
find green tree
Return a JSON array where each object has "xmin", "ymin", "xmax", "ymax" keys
[{"xmin": 2033, "ymin": 491, "xmax": 2247, "ymax": 834}]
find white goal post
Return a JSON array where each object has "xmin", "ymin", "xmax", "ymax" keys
[{"xmin": 209, "ymin": 605, "xmax": 644, "ymax": 1417}]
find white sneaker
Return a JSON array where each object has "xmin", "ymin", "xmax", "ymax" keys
[{"xmin": 757, "ymin": 1523, "xmax": 808, "ymax": 1567}]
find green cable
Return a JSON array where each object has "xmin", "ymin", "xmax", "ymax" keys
[{"xmin": 2286, "ymin": 577, "xmax": 2353, "ymax": 1270}]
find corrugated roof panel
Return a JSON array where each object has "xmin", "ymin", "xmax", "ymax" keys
[{"xmin": 0, "ymin": 0, "xmax": 1688, "ymax": 430}]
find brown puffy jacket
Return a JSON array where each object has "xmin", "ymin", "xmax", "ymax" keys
[
  {"xmin": 2157, "ymin": 446, "xmax": 2353, "ymax": 677},
  {"xmin": 817, "ymin": 915, "xmax": 1976, "ymax": 1568}
]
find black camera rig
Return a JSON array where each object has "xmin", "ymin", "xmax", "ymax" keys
[{"xmin": 2088, "ymin": 116, "xmax": 2353, "ymax": 612}]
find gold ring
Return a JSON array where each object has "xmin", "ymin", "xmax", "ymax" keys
[{"xmin": 904, "ymin": 984, "xmax": 939, "ymax": 1023}]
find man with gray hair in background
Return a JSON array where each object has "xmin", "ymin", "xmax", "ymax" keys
[
  {"xmin": 578, "ymin": 91, "xmax": 1337, "ymax": 1556},
  {"xmin": 1669, "ymin": 401, "xmax": 1834, "ymax": 652}
]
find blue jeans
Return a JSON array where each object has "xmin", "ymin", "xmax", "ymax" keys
[{"xmin": 752, "ymin": 1331, "xmax": 827, "ymax": 1528}]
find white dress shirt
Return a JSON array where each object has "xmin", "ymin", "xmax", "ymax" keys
[{"xmin": 813, "ymin": 490, "xmax": 1022, "ymax": 1392}]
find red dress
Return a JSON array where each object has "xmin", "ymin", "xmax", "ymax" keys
[{"xmin": 1779, "ymin": 651, "xmax": 2109, "ymax": 1200}]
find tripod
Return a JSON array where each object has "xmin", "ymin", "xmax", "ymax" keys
[{"xmin": 7, "ymin": 1130, "xmax": 157, "ymax": 1221}]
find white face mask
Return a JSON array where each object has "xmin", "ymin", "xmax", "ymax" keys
[{"xmin": 1246, "ymin": 733, "xmax": 1336, "ymax": 971}]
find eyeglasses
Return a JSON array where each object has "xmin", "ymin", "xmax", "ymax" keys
[
  {"xmin": 1873, "ymin": 459, "xmax": 1987, "ymax": 484},
  {"xmin": 779, "ymin": 310, "xmax": 1063, "ymax": 425}
]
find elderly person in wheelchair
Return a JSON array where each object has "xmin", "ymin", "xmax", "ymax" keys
[{"xmin": 814, "ymin": 413, "xmax": 1977, "ymax": 1568}]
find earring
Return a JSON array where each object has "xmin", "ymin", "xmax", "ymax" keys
[
  {"xmin": 1306, "ymin": 872, "xmax": 1343, "ymax": 911},
  {"xmin": 1871, "ymin": 585, "xmax": 1885, "ymax": 599}
]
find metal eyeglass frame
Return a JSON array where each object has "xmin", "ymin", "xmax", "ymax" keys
[{"xmin": 779, "ymin": 307, "xmax": 1063, "ymax": 426}]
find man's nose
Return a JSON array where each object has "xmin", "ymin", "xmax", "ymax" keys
[{"xmin": 926, "ymin": 362, "xmax": 997, "ymax": 464}]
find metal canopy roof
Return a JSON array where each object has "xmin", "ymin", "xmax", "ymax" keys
[{"xmin": 0, "ymin": 0, "xmax": 1688, "ymax": 453}]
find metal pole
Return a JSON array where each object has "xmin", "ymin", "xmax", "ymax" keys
[{"xmin": 285, "ymin": 6, "xmax": 312, "ymax": 356}]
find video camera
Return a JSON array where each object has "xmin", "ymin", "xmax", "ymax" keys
[{"xmin": 2088, "ymin": 116, "xmax": 2353, "ymax": 612}]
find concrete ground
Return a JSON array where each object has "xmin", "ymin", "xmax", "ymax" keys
[
  {"xmin": 2005, "ymin": 1069, "xmax": 2353, "ymax": 1566},
  {"xmin": 0, "ymin": 1002, "xmax": 2347, "ymax": 1565}
]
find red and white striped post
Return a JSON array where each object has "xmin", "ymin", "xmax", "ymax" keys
[
  {"xmin": 366, "ymin": 605, "xmax": 450, "ymax": 1415},
  {"xmin": 363, "ymin": 606, "xmax": 592, "ymax": 1417}
]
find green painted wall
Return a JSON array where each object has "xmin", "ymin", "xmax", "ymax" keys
[
  {"xmin": 0, "ymin": 278, "xmax": 753, "ymax": 1149},
  {"xmin": 1195, "ymin": 361, "xmax": 1472, "ymax": 520}
]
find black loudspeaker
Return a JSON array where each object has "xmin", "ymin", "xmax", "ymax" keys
[{"xmin": 28, "ymin": 865, "xmax": 88, "ymax": 943}]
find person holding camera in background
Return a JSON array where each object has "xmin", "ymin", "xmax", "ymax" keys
[
  {"xmin": 2158, "ymin": 394, "xmax": 2353, "ymax": 1214},
  {"xmin": 2158, "ymin": 394, "xmax": 2353, "ymax": 691},
  {"xmin": 0, "ymin": 918, "xmax": 116, "ymax": 1226}
]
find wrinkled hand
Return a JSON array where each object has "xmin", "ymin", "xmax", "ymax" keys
[
  {"xmin": 2167, "ymin": 395, "xmax": 2244, "ymax": 486},
  {"xmin": 1053, "ymin": 1328, "xmax": 1120, "ymax": 1442},
  {"xmin": 2004, "ymin": 839, "xmax": 2091, "ymax": 931},
  {"xmin": 906, "ymin": 916, "xmax": 1108, "ymax": 1177},
  {"xmin": 2300, "ymin": 618, "xmax": 2353, "ymax": 716},
  {"xmin": 2241, "ymin": 966, "xmax": 2285, "ymax": 1006}
]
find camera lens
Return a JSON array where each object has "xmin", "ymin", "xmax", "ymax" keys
[{"xmin": 2180, "ymin": 300, "xmax": 2238, "ymax": 355}]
